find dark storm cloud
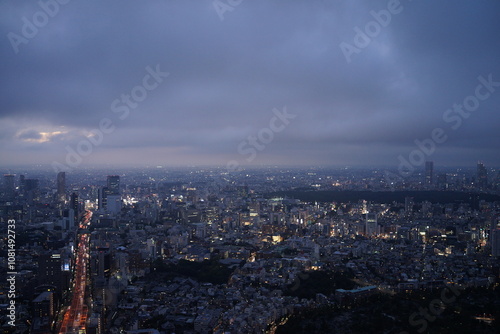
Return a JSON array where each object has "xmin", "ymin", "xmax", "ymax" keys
[{"xmin": 1, "ymin": 0, "xmax": 500, "ymax": 167}]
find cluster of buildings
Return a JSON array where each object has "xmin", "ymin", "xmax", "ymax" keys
[{"xmin": 0, "ymin": 164, "xmax": 499, "ymax": 333}]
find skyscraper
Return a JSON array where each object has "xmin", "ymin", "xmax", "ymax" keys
[
  {"xmin": 62, "ymin": 209, "xmax": 75, "ymax": 230},
  {"xmin": 38, "ymin": 253, "xmax": 71, "ymax": 294},
  {"xmin": 25, "ymin": 179, "xmax": 39, "ymax": 192},
  {"xmin": 437, "ymin": 173, "xmax": 447, "ymax": 190},
  {"xmin": 24, "ymin": 178, "xmax": 39, "ymax": 204},
  {"xmin": 491, "ymin": 229, "xmax": 500, "ymax": 257},
  {"xmin": 477, "ymin": 162, "xmax": 488, "ymax": 189},
  {"xmin": 70, "ymin": 192, "xmax": 79, "ymax": 217},
  {"xmin": 3, "ymin": 174, "xmax": 15, "ymax": 200},
  {"xmin": 19, "ymin": 174, "xmax": 25, "ymax": 194},
  {"xmin": 107, "ymin": 175, "xmax": 120, "ymax": 195},
  {"xmin": 405, "ymin": 197, "xmax": 414, "ymax": 214},
  {"xmin": 365, "ymin": 213, "xmax": 378, "ymax": 237},
  {"xmin": 106, "ymin": 195, "xmax": 122, "ymax": 215},
  {"xmin": 98, "ymin": 187, "xmax": 108, "ymax": 211},
  {"xmin": 57, "ymin": 171, "xmax": 66, "ymax": 202},
  {"xmin": 425, "ymin": 161, "xmax": 433, "ymax": 185}
]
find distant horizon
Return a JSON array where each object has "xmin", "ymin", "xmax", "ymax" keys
[{"xmin": 1, "ymin": 161, "xmax": 498, "ymax": 173}]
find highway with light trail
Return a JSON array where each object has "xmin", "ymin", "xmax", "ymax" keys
[{"xmin": 58, "ymin": 210, "xmax": 92, "ymax": 334}]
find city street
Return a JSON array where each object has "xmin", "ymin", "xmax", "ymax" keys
[{"xmin": 58, "ymin": 211, "xmax": 92, "ymax": 334}]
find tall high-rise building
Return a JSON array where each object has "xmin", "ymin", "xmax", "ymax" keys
[
  {"xmin": 24, "ymin": 178, "xmax": 39, "ymax": 203},
  {"xmin": 98, "ymin": 186, "xmax": 119, "ymax": 212},
  {"xmin": 70, "ymin": 192, "xmax": 79, "ymax": 217},
  {"xmin": 107, "ymin": 175, "xmax": 120, "ymax": 195},
  {"xmin": 57, "ymin": 171, "xmax": 66, "ymax": 202},
  {"xmin": 477, "ymin": 162, "xmax": 488, "ymax": 189},
  {"xmin": 365, "ymin": 213, "xmax": 378, "ymax": 237},
  {"xmin": 405, "ymin": 197, "xmax": 414, "ymax": 213},
  {"xmin": 62, "ymin": 209, "xmax": 75, "ymax": 230},
  {"xmin": 3, "ymin": 174, "xmax": 15, "ymax": 200},
  {"xmin": 437, "ymin": 173, "xmax": 447, "ymax": 190},
  {"xmin": 98, "ymin": 176, "xmax": 121, "ymax": 214},
  {"xmin": 491, "ymin": 229, "xmax": 500, "ymax": 257},
  {"xmin": 32, "ymin": 290, "xmax": 55, "ymax": 321},
  {"xmin": 91, "ymin": 248, "xmax": 111, "ymax": 279},
  {"xmin": 19, "ymin": 174, "xmax": 25, "ymax": 194},
  {"xmin": 31, "ymin": 291, "xmax": 56, "ymax": 334},
  {"xmin": 38, "ymin": 253, "xmax": 71, "ymax": 294},
  {"xmin": 106, "ymin": 195, "xmax": 122, "ymax": 215},
  {"xmin": 98, "ymin": 187, "xmax": 108, "ymax": 210},
  {"xmin": 425, "ymin": 161, "xmax": 433, "ymax": 185},
  {"xmin": 24, "ymin": 179, "xmax": 39, "ymax": 192}
]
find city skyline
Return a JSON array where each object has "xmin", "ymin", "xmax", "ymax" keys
[
  {"xmin": 1, "ymin": 1, "xmax": 500, "ymax": 169},
  {"xmin": 2, "ymin": 165, "xmax": 500, "ymax": 333}
]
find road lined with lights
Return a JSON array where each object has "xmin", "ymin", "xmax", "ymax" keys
[{"xmin": 58, "ymin": 211, "xmax": 92, "ymax": 334}]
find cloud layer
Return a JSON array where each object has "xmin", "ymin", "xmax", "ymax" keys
[{"xmin": 1, "ymin": 0, "xmax": 499, "ymax": 168}]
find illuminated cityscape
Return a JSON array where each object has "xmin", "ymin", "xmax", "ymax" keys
[
  {"xmin": 1, "ymin": 165, "xmax": 500, "ymax": 333},
  {"xmin": 1, "ymin": 1, "xmax": 500, "ymax": 333}
]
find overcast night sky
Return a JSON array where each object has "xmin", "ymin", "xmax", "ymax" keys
[{"xmin": 1, "ymin": 0, "xmax": 499, "ymax": 169}]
